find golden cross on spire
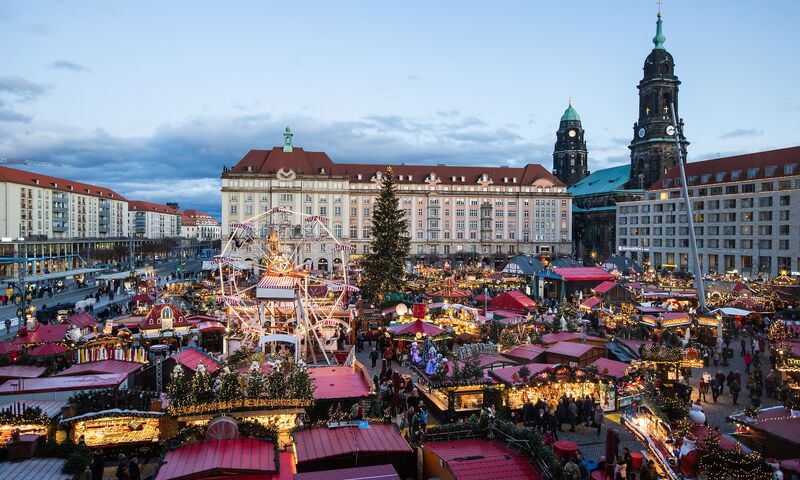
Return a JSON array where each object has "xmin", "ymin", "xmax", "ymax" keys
[{"xmin": 657, "ymin": 0, "xmax": 663, "ymax": 17}]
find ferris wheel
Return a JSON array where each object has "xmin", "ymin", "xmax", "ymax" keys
[{"xmin": 215, "ymin": 207, "xmax": 357, "ymax": 363}]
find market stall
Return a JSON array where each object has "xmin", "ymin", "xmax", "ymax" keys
[{"xmin": 61, "ymin": 409, "xmax": 162, "ymax": 448}]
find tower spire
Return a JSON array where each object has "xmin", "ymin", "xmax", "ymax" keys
[{"xmin": 653, "ymin": 1, "xmax": 666, "ymax": 50}]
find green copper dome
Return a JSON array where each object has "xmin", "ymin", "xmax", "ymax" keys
[{"xmin": 561, "ymin": 103, "xmax": 581, "ymax": 122}]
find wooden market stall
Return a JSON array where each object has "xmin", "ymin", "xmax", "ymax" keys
[{"xmin": 60, "ymin": 408, "xmax": 162, "ymax": 448}]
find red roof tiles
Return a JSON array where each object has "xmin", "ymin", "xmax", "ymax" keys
[
  {"xmin": 155, "ymin": 438, "xmax": 278, "ymax": 480},
  {"xmin": 228, "ymin": 147, "xmax": 564, "ymax": 186},
  {"xmin": 128, "ymin": 200, "xmax": 179, "ymax": 215},
  {"xmin": 425, "ymin": 439, "xmax": 541, "ymax": 480},
  {"xmin": 293, "ymin": 424, "xmax": 412, "ymax": 464},
  {"xmin": 0, "ymin": 165, "xmax": 124, "ymax": 200},
  {"xmin": 648, "ymin": 146, "xmax": 800, "ymax": 191}
]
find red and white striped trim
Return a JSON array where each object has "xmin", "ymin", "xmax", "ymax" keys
[{"xmin": 257, "ymin": 276, "xmax": 299, "ymax": 289}]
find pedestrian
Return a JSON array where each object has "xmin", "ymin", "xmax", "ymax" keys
[
  {"xmin": 623, "ymin": 447, "xmax": 633, "ymax": 479},
  {"xmin": 564, "ymin": 458, "xmax": 581, "ymax": 480},
  {"xmin": 583, "ymin": 394, "xmax": 594, "ymax": 427},
  {"xmin": 740, "ymin": 338, "xmax": 746, "ymax": 356},
  {"xmin": 744, "ymin": 352, "xmax": 752, "ymax": 373},
  {"xmin": 593, "ymin": 405, "xmax": 604, "ymax": 437},
  {"xmin": 4, "ymin": 318, "xmax": 10, "ymax": 334},
  {"xmin": 698, "ymin": 377, "xmax": 707, "ymax": 403},
  {"xmin": 730, "ymin": 379, "xmax": 741, "ymax": 405},
  {"xmin": 128, "ymin": 457, "xmax": 141, "ymax": 480},
  {"xmin": 369, "ymin": 348, "xmax": 379, "ymax": 369},
  {"xmin": 640, "ymin": 460, "xmax": 657, "ymax": 480},
  {"xmin": 384, "ymin": 345, "xmax": 394, "ymax": 366},
  {"xmin": 91, "ymin": 452, "xmax": 105, "ymax": 480},
  {"xmin": 713, "ymin": 348, "xmax": 721, "ymax": 366},
  {"xmin": 568, "ymin": 398, "xmax": 578, "ymax": 432},
  {"xmin": 547, "ymin": 408, "xmax": 559, "ymax": 441}
]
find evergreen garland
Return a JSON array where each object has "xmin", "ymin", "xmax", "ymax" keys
[{"xmin": 360, "ymin": 167, "xmax": 410, "ymax": 300}]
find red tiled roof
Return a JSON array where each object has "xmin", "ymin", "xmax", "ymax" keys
[
  {"xmin": 294, "ymin": 464, "xmax": 400, "ymax": 480},
  {"xmin": 0, "ymin": 165, "xmax": 125, "ymax": 200},
  {"xmin": 155, "ymin": 438, "xmax": 278, "ymax": 480},
  {"xmin": 11, "ymin": 324, "xmax": 69, "ymax": 345},
  {"xmin": 55, "ymin": 360, "xmax": 144, "ymax": 377},
  {"xmin": 591, "ymin": 358, "xmax": 630, "ymax": 378},
  {"xmin": 546, "ymin": 341, "xmax": 595, "ymax": 358},
  {"xmin": 503, "ymin": 344, "xmax": 546, "ymax": 362},
  {"xmin": 228, "ymin": 147, "xmax": 564, "ymax": 187},
  {"xmin": 425, "ymin": 439, "xmax": 541, "ymax": 480},
  {"xmin": 178, "ymin": 209, "xmax": 220, "ymax": 226},
  {"xmin": 593, "ymin": 281, "xmax": 618, "ymax": 294},
  {"xmin": 293, "ymin": 424, "xmax": 412, "ymax": 464},
  {"xmin": 0, "ymin": 373, "xmax": 129, "ymax": 395},
  {"xmin": 140, "ymin": 304, "xmax": 190, "ymax": 330},
  {"xmin": 170, "ymin": 347, "xmax": 221, "ymax": 373},
  {"xmin": 552, "ymin": 267, "xmax": 615, "ymax": 282},
  {"xmin": 309, "ymin": 366, "xmax": 371, "ymax": 400},
  {"xmin": 67, "ymin": 312, "xmax": 96, "ymax": 329},
  {"xmin": 128, "ymin": 200, "xmax": 178, "ymax": 215},
  {"xmin": 648, "ymin": 146, "xmax": 800, "ymax": 191},
  {"xmin": 0, "ymin": 365, "xmax": 47, "ymax": 378}
]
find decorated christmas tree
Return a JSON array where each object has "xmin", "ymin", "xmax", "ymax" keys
[
  {"xmin": 191, "ymin": 362, "xmax": 216, "ymax": 404},
  {"xmin": 167, "ymin": 365, "xmax": 194, "ymax": 409},
  {"xmin": 360, "ymin": 167, "xmax": 410, "ymax": 301},
  {"xmin": 768, "ymin": 318, "xmax": 792, "ymax": 356},
  {"xmin": 215, "ymin": 366, "xmax": 242, "ymax": 402},
  {"xmin": 246, "ymin": 362, "xmax": 267, "ymax": 399}
]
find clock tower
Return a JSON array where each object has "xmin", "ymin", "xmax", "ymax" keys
[
  {"xmin": 553, "ymin": 100, "xmax": 589, "ymax": 187},
  {"xmin": 628, "ymin": 9, "xmax": 689, "ymax": 190}
]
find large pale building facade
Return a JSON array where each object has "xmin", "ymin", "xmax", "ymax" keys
[
  {"xmin": 0, "ymin": 166, "xmax": 129, "ymax": 239},
  {"xmin": 616, "ymin": 147, "xmax": 800, "ymax": 277},
  {"xmin": 180, "ymin": 209, "xmax": 221, "ymax": 241},
  {"xmin": 221, "ymin": 130, "xmax": 572, "ymax": 270},
  {"xmin": 128, "ymin": 201, "xmax": 180, "ymax": 239}
]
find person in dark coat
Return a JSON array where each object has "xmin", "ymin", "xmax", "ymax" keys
[
  {"xmin": 522, "ymin": 399, "xmax": 534, "ymax": 426},
  {"xmin": 582, "ymin": 395, "xmax": 594, "ymax": 426},
  {"xmin": 546, "ymin": 409, "xmax": 559, "ymax": 441},
  {"xmin": 128, "ymin": 457, "xmax": 141, "ymax": 480},
  {"xmin": 556, "ymin": 399, "xmax": 567, "ymax": 431},
  {"xmin": 90, "ymin": 452, "xmax": 105, "ymax": 480}
]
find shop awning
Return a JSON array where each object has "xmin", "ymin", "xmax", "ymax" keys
[
  {"xmin": 197, "ymin": 321, "xmax": 226, "ymax": 332},
  {"xmin": 593, "ymin": 281, "xmax": 618, "ymax": 294},
  {"xmin": 389, "ymin": 319, "xmax": 446, "ymax": 337},
  {"xmin": 580, "ymin": 296, "xmax": 602, "ymax": 309}
]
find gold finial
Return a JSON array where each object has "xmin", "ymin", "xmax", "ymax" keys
[{"xmin": 657, "ymin": 0, "xmax": 663, "ymax": 18}]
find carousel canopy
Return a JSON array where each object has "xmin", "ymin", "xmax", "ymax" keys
[
  {"xmin": 28, "ymin": 343, "xmax": 69, "ymax": 357},
  {"xmin": 389, "ymin": 319, "xmax": 446, "ymax": 337},
  {"xmin": 426, "ymin": 276, "xmax": 471, "ymax": 298}
]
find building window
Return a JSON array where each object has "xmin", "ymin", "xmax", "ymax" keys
[{"xmin": 350, "ymin": 225, "xmax": 357, "ymax": 238}]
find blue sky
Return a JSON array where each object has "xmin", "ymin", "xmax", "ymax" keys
[{"xmin": 1, "ymin": 1, "xmax": 798, "ymax": 218}]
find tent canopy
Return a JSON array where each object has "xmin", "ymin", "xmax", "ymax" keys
[{"xmin": 389, "ymin": 319, "xmax": 446, "ymax": 337}]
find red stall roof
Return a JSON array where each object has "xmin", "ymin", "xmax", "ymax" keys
[
  {"xmin": 552, "ymin": 267, "xmax": 615, "ymax": 282},
  {"xmin": 0, "ymin": 457, "xmax": 71, "ymax": 480},
  {"xmin": 425, "ymin": 439, "xmax": 541, "ymax": 480},
  {"xmin": 502, "ymin": 344, "xmax": 546, "ymax": 362},
  {"xmin": 593, "ymin": 281, "xmax": 619, "ymax": 294},
  {"xmin": 170, "ymin": 347, "xmax": 221, "ymax": 373},
  {"xmin": 293, "ymin": 424, "xmax": 412, "ymax": 464},
  {"xmin": 11, "ymin": 324, "xmax": 69, "ymax": 345},
  {"xmin": 0, "ymin": 342, "xmax": 20, "ymax": 355},
  {"xmin": 546, "ymin": 341, "xmax": 596, "ymax": 358},
  {"xmin": 294, "ymin": 464, "xmax": 400, "ymax": 480},
  {"xmin": 28, "ymin": 343, "xmax": 69, "ymax": 357},
  {"xmin": 729, "ymin": 406, "xmax": 800, "ymax": 446},
  {"xmin": 0, "ymin": 365, "xmax": 47, "ymax": 378},
  {"xmin": 196, "ymin": 320, "xmax": 226, "ymax": 332},
  {"xmin": 489, "ymin": 290, "xmax": 536, "ymax": 313},
  {"xmin": 489, "ymin": 364, "xmax": 555, "ymax": 385},
  {"xmin": 0, "ymin": 372, "xmax": 129, "ymax": 395},
  {"xmin": 389, "ymin": 319, "xmax": 445, "ymax": 337},
  {"xmin": 55, "ymin": 360, "xmax": 144, "ymax": 377},
  {"xmin": 540, "ymin": 332, "xmax": 606, "ymax": 345},
  {"xmin": 155, "ymin": 438, "xmax": 278, "ymax": 480},
  {"xmin": 309, "ymin": 366, "xmax": 371, "ymax": 400},
  {"xmin": 591, "ymin": 358, "xmax": 630, "ymax": 378},
  {"xmin": 580, "ymin": 296, "xmax": 602, "ymax": 309}
]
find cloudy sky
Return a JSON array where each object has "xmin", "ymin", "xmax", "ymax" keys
[{"xmin": 1, "ymin": 1, "xmax": 798, "ymax": 218}]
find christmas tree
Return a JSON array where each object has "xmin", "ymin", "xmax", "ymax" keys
[
  {"xmin": 215, "ymin": 366, "xmax": 242, "ymax": 402},
  {"xmin": 360, "ymin": 167, "xmax": 410, "ymax": 301},
  {"xmin": 167, "ymin": 365, "xmax": 194, "ymax": 409},
  {"xmin": 246, "ymin": 362, "xmax": 267, "ymax": 399},
  {"xmin": 769, "ymin": 318, "xmax": 791, "ymax": 356},
  {"xmin": 191, "ymin": 362, "xmax": 216, "ymax": 404}
]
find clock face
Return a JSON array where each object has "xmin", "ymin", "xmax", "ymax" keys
[
  {"xmin": 638, "ymin": 127, "xmax": 646, "ymax": 138},
  {"xmin": 665, "ymin": 125, "xmax": 676, "ymax": 136},
  {"xmin": 568, "ymin": 130, "xmax": 576, "ymax": 138}
]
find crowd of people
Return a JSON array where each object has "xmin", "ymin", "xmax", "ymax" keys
[{"xmin": 520, "ymin": 395, "xmax": 606, "ymax": 440}]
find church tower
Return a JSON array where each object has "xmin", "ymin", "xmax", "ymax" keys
[
  {"xmin": 553, "ymin": 101, "xmax": 589, "ymax": 186},
  {"xmin": 628, "ymin": 8, "xmax": 689, "ymax": 190}
]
